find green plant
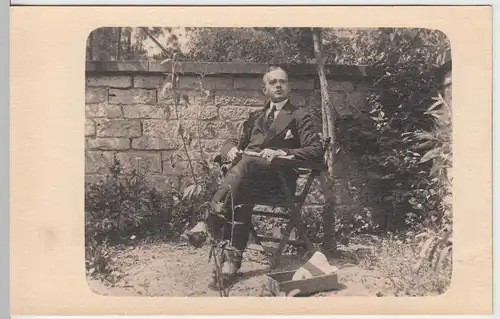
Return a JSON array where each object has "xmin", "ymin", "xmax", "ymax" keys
[
  {"xmin": 158, "ymin": 55, "xmax": 223, "ymax": 226},
  {"xmin": 85, "ymin": 154, "xmax": 181, "ymax": 278},
  {"xmin": 360, "ymin": 231, "xmax": 452, "ymax": 296},
  {"xmin": 336, "ymin": 54, "xmax": 451, "ymax": 230},
  {"xmin": 85, "ymin": 154, "xmax": 173, "ymax": 242},
  {"xmin": 85, "ymin": 237, "xmax": 122, "ymax": 283}
]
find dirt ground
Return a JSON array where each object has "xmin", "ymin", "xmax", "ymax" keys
[{"xmin": 87, "ymin": 240, "xmax": 395, "ymax": 297}]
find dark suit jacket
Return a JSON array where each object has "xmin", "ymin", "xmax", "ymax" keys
[
  {"xmin": 220, "ymin": 100, "xmax": 324, "ymax": 162},
  {"xmin": 213, "ymin": 100, "xmax": 324, "ymax": 205}
]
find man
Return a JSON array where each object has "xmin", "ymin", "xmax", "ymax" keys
[{"xmin": 211, "ymin": 66, "xmax": 324, "ymax": 285}]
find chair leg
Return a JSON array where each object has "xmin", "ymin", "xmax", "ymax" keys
[
  {"xmin": 289, "ymin": 206, "xmax": 315, "ymax": 253},
  {"xmin": 273, "ymin": 168, "xmax": 318, "ymax": 266},
  {"xmin": 270, "ymin": 220, "xmax": 295, "ymax": 269}
]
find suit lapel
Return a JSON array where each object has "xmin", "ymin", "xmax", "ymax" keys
[{"xmin": 263, "ymin": 100, "xmax": 296, "ymax": 145}]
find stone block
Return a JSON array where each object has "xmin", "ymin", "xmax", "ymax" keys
[
  {"xmin": 86, "ymin": 76, "xmax": 132, "ymax": 88},
  {"xmin": 131, "ymin": 136, "xmax": 178, "ymax": 150},
  {"xmin": 290, "ymin": 92, "xmax": 308, "ymax": 107},
  {"xmin": 122, "ymin": 104, "xmax": 171, "ymax": 119},
  {"xmin": 86, "ymin": 137, "xmax": 130, "ymax": 151},
  {"xmin": 142, "ymin": 119, "xmax": 178, "ymax": 137},
  {"xmin": 95, "ymin": 119, "xmax": 142, "ymax": 137},
  {"xmin": 109, "ymin": 88, "xmax": 157, "ymax": 105},
  {"xmin": 330, "ymin": 91, "xmax": 352, "ymax": 118},
  {"xmin": 142, "ymin": 119, "xmax": 222, "ymax": 141},
  {"xmin": 115, "ymin": 151, "xmax": 162, "ymax": 174},
  {"xmin": 289, "ymin": 78, "xmax": 315, "ymax": 91},
  {"xmin": 159, "ymin": 89, "xmax": 214, "ymax": 107},
  {"xmin": 190, "ymin": 138, "xmax": 226, "ymax": 153},
  {"xmin": 176, "ymin": 105, "xmax": 219, "ymax": 121},
  {"xmin": 134, "ymin": 75, "xmax": 166, "ymax": 89},
  {"xmin": 307, "ymin": 90, "xmax": 352, "ymax": 119},
  {"xmin": 162, "ymin": 159, "xmax": 204, "ymax": 177},
  {"xmin": 347, "ymin": 90, "xmax": 369, "ymax": 112},
  {"xmin": 179, "ymin": 76, "xmax": 233, "ymax": 90},
  {"xmin": 197, "ymin": 121, "xmax": 234, "ymax": 139},
  {"xmin": 85, "ymin": 104, "xmax": 122, "ymax": 118},
  {"xmin": 217, "ymin": 106, "xmax": 251, "ymax": 121},
  {"xmin": 85, "ymin": 151, "xmax": 115, "ymax": 174},
  {"xmin": 352, "ymin": 80, "xmax": 373, "ymax": 92},
  {"xmin": 85, "ymin": 119, "xmax": 96, "ymax": 137},
  {"xmin": 162, "ymin": 149, "xmax": 218, "ymax": 163},
  {"xmin": 233, "ymin": 76, "xmax": 314, "ymax": 91},
  {"xmin": 215, "ymin": 90, "xmax": 266, "ymax": 107},
  {"xmin": 232, "ymin": 77, "xmax": 262, "ymax": 90},
  {"xmin": 328, "ymin": 80, "xmax": 354, "ymax": 92},
  {"xmin": 85, "ymin": 87, "xmax": 107, "ymax": 104}
]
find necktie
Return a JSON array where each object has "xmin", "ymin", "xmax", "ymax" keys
[{"xmin": 265, "ymin": 105, "xmax": 276, "ymax": 132}]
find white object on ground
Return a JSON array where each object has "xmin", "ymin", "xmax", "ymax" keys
[{"xmin": 292, "ymin": 251, "xmax": 338, "ymax": 281}]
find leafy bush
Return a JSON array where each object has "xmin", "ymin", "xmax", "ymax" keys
[
  {"xmin": 84, "ymin": 153, "xmax": 220, "ymax": 277},
  {"xmin": 85, "ymin": 154, "xmax": 176, "ymax": 243},
  {"xmin": 337, "ymin": 59, "xmax": 451, "ymax": 232}
]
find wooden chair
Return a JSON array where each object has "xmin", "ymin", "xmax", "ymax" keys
[{"xmin": 214, "ymin": 138, "xmax": 331, "ymax": 269}]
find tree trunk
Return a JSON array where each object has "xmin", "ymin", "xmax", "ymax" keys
[{"xmin": 312, "ymin": 28, "xmax": 337, "ymax": 253}]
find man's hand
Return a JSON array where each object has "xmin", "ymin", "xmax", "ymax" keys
[
  {"xmin": 226, "ymin": 147, "xmax": 242, "ymax": 162},
  {"xmin": 259, "ymin": 148, "xmax": 287, "ymax": 163}
]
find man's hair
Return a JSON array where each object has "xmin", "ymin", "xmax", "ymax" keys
[
  {"xmin": 262, "ymin": 65, "xmax": 288, "ymax": 85},
  {"xmin": 265, "ymin": 65, "xmax": 285, "ymax": 74}
]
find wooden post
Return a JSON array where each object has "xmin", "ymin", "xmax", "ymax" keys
[{"xmin": 312, "ymin": 28, "xmax": 337, "ymax": 253}]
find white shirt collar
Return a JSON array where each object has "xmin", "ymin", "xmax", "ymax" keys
[{"xmin": 271, "ymin": 99, "xmax": 288, "ymax": 111}]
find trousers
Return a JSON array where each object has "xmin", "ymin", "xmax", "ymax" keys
[{"xmin": 212, "ymin": 155, "xmax": 298, "ymax": 251}]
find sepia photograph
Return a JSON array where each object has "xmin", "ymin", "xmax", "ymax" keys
[{"xmin": 83, "ymin": 26, "xmax": 452, "ymax": 298}]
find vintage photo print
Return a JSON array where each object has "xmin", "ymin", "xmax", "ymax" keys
[
  {"xmin": 10, "ymin": 6, "xmax": 492, "ymax": 316},
  {"xmin": 84, "ymin": 26, "xmax": 453, "ymax": 298}
]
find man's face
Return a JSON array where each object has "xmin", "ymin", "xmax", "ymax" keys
[{"xmin": 262, "ymin": 69, "xmax": 291, "ymax": 102}]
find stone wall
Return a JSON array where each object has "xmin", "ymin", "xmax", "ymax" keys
[
  {"xmin": 85, "ymin": 61, "xmax": 379, "ymax": 212},
  {"xmin": 85, "ymin": 60, "xmax": 451, "ymax": 226}
]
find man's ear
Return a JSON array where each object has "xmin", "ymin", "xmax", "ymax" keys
[{"xmin": 260, "ymin": 84, "xmax": 266, "ymax": 96}]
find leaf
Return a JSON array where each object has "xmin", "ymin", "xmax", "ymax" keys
[
  {"xmin": 183, "ymin": 184, "xmax": 196, "ymax": 200},
  {"xmin": 427, "ymin": 99, "xmax": 443, "ymax": 112},
  {"xmin": 419, "ymin": 237, "xmax": 435, "ymax": 260},
  {"xmin": 160, "ymin": 58, "xmax": 172, "ymax": 64},
  {"xmin": 413, "ymin": 141, "xmax": 435, "ymax": 151},
  {"xmin": 415, "ymin": 131, "xmax": 435, "ymax": 141},
  {"xmin": 419, "ymin": 148, "xmax": 442, "ymax": 163},
  {"xmin": 194, "ymin": 184, "xmax": 203, "ymax": 196},
  {"xmin": 424, "ymin": 110, "xmax": 442, "ymax": 119}
]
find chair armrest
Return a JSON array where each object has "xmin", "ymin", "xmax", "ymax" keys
[{"xmin": 270, "ymin": 157, "xmax": 328, "ymax": 171}]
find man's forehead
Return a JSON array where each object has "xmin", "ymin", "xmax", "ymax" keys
[{"xmin": 264, "ymin": 69, "xmax": 288, "ymax": 81}]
